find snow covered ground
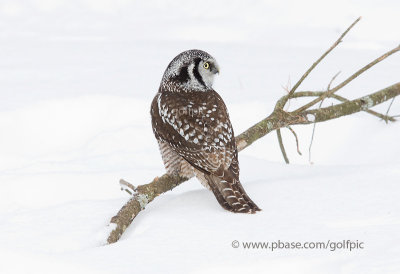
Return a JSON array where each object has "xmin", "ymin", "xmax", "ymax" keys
[{"xmin": 1, "ymin": 1, "xmax": 399, "ymax": 273}]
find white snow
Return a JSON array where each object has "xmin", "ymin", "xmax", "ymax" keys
[{"xmin": 1, "ymin": 1, "xmax": 400, "ymax": 273}]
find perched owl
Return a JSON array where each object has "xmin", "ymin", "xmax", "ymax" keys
[{"xmin": 151, "ymin": 49, "xmax": 260, "ymax": 213}]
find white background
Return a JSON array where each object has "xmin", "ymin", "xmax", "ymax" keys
[{"xmin": 0, "ymin": 1, "xmax": 399, "ymax": 273}]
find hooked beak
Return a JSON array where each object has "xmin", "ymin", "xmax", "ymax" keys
[{"xmin": 212, "ymin": 65, "xmax": 220, "ymax": 74}]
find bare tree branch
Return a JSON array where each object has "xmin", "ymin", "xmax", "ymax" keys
[
  {"xmin": 288, "ymin": 92, "xmax": 396, "ymax": 121},
  {"xmin": 119, "ymin": 179, "xmax": 136, "ymax": 195},
  {"xmin": 236, "ymin": 83, "xmax": 400, "ymax": 150},
  {"xmin": 107, "ymin": 173, "xmax": 188, "ymax": 244},
  {"xmin": 308, "ymin": 99, "xmax": 324, "ymax": 164},
  {"xmin": 276, "ymin": 129, "xmax": 290, "ymax": 164},
  {"xmin": 383, "ymin": 97, "xmax": 396, "ymax": 123},
  {"xmin": 308, "ymin": 72, "xmax": 339, "ymax": 163},
  {"xmin": 295, "ymin": 44, "xmax": 400, "ymax": 113},
  {"xmin": 277, "ymin": 17, "xmax": 361, "ymax": 110},
  {"xmin": 287, "ymin": 126, "xmax": 302, "ymax": 156}
]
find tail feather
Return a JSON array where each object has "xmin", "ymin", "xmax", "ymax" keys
[{"xmin": 204, "ymin": 173, "xmax": 261, "ymax": 214}]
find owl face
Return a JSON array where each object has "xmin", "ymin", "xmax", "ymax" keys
[{"xmin": 162, "ymin": 49, "xmax": 220, "ymax": 91}]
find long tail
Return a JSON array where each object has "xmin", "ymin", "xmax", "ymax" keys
[{"xmin": 204, "ymin": 173, "xmax": 261, "ymax": 214}]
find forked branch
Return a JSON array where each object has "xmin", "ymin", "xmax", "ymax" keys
[{"xmin": 277, "ymin": 17, "xmax": 361, "ymax": 110}]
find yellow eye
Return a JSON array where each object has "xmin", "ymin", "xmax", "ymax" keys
[{"xmin": 203, "ymin": 62, "xmax": 210, "ymax": 69}]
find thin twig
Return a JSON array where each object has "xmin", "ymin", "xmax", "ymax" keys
[
  {"xmin": 383, "ymin": 97, "xmax": 396, "ymax": 123},
  {"xmin": 119, "ymin": 179, "xmax": 136, "ymax": 195},
  {"xmin": 281, "ymin": 77, "xmax": 292, "ymax": 110},
  {"xmin": 287, "ymin": 126, "xmax": 302, "ymax": 155},
  {"xmin": 277, "ymin": 17, "xmax": 361, "ymax": 110},
  {"xmin": 276, "ymin": 129, "xmax": 289, "ymax": 164},
  {"xmin": 309, "ymin": 72, "xmax": 340, "ymax": 163},
  {"xmin": 308, "ymin": 100, "xmax": 324, "ymax": 164},
  {"xmin": 328, "ymin": 71, "xmax": 341, "ymax": 90},
  {"xmin": 295, "ymin": 44, "xmax": 400, "ymax": 113}
]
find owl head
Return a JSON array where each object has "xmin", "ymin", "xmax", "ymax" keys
[{"xmin": 162, "ymin": 49, "xmax": 220, "ymax": 91}]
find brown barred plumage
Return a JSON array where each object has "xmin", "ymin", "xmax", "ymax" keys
[{"xmin": 150, "ymin": 49, "xmax": 260, "ymax": 213}]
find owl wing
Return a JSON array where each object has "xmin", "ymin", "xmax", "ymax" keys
[{"xmin": 153, "ymin": 89, "xmax": 235, "ymax": 176}]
